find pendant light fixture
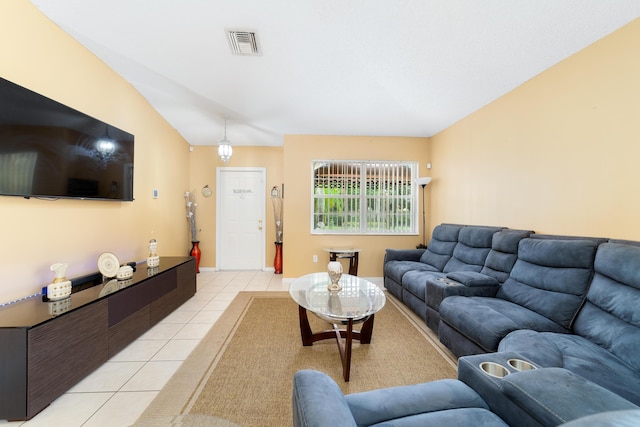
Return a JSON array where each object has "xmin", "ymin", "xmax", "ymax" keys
[{"xmin": 218, "ymin": 118, "xmax": 233, "ymax": 162}]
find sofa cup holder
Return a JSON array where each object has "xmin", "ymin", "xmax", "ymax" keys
[
  {"xmin": 479, "ymin": 362, "xmax": 510, "ymax": 378},
  {"xmin": 507, "ymin": 358, "xmax": 536, "ymax": 372},
  {"xmin": 435, "ymin": 277, "xmax": 458, "ymax": 286}
]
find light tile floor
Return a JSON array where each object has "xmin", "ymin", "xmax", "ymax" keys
[{"xmin": 2, "ymin": 270, "xmax": 289, "ymax": 427}]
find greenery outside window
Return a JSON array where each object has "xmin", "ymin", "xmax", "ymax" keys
[{"xmin": 312, "ymin": 160, "xmax": 418, "ymax": 234}]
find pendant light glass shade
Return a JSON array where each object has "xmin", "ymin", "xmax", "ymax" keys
[{"xmin": 218, "ymin": 119, "xmax": 233, "ymax": 162}]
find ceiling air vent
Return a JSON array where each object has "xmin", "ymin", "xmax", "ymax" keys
[{"xmin": 226, "ymin": 30, "xmax": 261, "ymax": 56}]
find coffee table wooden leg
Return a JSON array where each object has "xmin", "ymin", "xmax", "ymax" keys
[
  {"xmin": 359, "ymin": 314, "xmax": 375, "ymax": 344},
  {"xmin": 298, "ymin": 307, "xmax": 372, "ymax": 381},
  {"xmin": 349, "ymin": 252, "xmax": 359, "ymax": 276},
  {"xmin": 298, "ymin": 306, "xmax": 314, "ymax": 346},
  {"xmin": 342, "ymin": 318, "xmax": 353, "ymax": 381},
  {"xmin": 334, "ymin": 319, "xmax": 354, "ymax": 381}
]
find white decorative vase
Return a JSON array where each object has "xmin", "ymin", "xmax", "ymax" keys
[
  {"xmin": 147, "ymin": 238, "xmax": 160, "ymax": 268},
  {"xmin": 327, "ymin": 261, "xmax": 343, "ymax": 292},
  {"xmin": 47, "ymin": 263, "xmax": 72, "ymax": 301}
]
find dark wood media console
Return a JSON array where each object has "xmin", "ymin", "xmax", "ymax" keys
[{"xmin": 0, "ymin": 257, "xmax": 196, "ymax": 421}]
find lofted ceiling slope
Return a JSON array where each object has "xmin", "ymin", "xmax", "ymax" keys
[{"xmin": 30, "ymin": 1, "xmax": 640, "ymax": 147}]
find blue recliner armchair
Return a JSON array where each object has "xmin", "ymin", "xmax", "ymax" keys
[
  {"xmin": 292, "ymin": 370, "xmax": 508, "ymax": 427},
  {"xmin": 292, "ymin": 369, "xmax": 640, "ymax": 427}
]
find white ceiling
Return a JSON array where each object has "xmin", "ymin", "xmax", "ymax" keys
[{"xmin": 30, "ymin": 1, "xmax": 640, "ymax": 147}]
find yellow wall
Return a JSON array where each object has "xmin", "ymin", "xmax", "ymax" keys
[
  {"xmin": 283, "ymin": 135, "xmax": 430, "ymax": 278},
  {"xmin": 430, "ymin": 18, "xmax": 640, "ymax": 239},
  {"xmin": 0, "ymin": 1, "xmax": 191, "ymax": 303},
  {"xmin": 4, "ymin": 3, "xmax": 639, "ymax": 301},
  {"xmin": 188, "ymin": 145, "xmax": 284, "ymax": 269}
]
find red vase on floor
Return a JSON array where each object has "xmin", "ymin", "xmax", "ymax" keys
[
  {"xmin": 274, "ymin": 242, "xmax": 283, "ymax": 274},
  {"xmin": 190, "ymin": 241, "xmax": 201, "ymax": 273}
]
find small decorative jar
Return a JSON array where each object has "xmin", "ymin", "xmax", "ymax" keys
[{"xmin": 116, "ymin": 265, "xmax": 134, "ymax": 280}]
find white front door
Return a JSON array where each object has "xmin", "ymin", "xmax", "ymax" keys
[{"xmin": 216, "ymin": 168, "xmax": 266, "ymax": 270}]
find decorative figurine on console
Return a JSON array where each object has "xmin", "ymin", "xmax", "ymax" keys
[
  {"xmin": 116, "ymin": 264, "xmax": 133, "ymax": 280},
  {"xmin": 98, "ymin": 252, "xmax": 133, "ymax": 281},
  {"xmin": 147, "ymin": 239, "xmax": 160, "ymax": 268},
  {"xmin": 327, "ymin": 261, "xmax": 343, "ymax": 292},
  {"xmin": 47, "ymin": 263, "xmax": 72, "ymax": 301}
]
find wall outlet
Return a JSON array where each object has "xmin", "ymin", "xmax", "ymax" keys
[{"xmin": 313, "ymin": 255, "xmax": 318, "ymax": 263}]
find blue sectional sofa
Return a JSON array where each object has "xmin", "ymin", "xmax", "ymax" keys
[
  {"xmin": 291, "ymin": 224, "xmax": 640, "ymax": 426},
  {"xmin": 383, "ymin": 224, "xmax": 532, "ymax": 331},
  {"xmin": 425, "ymin": 228, "xmax": 532, "ymax": 331},
  {"xmin": 438, "ymin": 235, "xmax": 604, "ymax": 357}
]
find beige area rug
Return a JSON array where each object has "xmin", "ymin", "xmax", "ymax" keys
[{"xmin": 133, "ymin": 291, "xmax": 457, "ymax": 427}]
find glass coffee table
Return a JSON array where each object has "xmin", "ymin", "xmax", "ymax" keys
[{"xmin": 289, "ymin": 272, "xmax": 386, "ymax": 381}]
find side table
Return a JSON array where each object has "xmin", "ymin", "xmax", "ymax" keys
[{"xmin": 323, "ymin": 248, "xmax": 361, "ymax": 275}]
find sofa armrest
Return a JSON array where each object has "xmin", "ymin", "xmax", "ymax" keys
[
  {"xmin": 501, "ymin": 368, "xmax": 638, "ymax": 427},
  {"xmin": 445, "ymin": 271, "xmax": 500, "ymax": 287},
  {"xmin": 292, "ymin": 370, "xmax": 357, "ymax": 427},
  {"xmin": 384, "ymin": 248, "xmax": 426, "ymax": 264},
  {"xmin": 345, "ymin": 379, "xmax": 489, "ymax": 426}
]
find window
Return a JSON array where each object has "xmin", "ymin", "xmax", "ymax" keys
[{"xmin": 311, "ymin": 160, "xmax": 418, "ymax": 234}]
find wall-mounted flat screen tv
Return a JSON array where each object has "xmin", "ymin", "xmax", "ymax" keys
[{"xmin": 0, "ymin": 77, "xmax": 134, "ymax": 201}]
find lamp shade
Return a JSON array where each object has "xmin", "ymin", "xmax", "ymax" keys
[
  {"xmin": 217, "ymin": 118, "xmax": 233, "ymax": 162},
  {"xmin": 415, "ymin": 177, "xmax": 432, "ymax": 186},
  {"xmin": 218, "ymin": 141, "xmax": 232, "ymax": 162}
]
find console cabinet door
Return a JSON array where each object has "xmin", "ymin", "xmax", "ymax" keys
[
  {"xmin": 27, "ymin": 300, "xmax": 109, "ymax": 418},
  {"xmin": 177, "ymin": 259, "xmax": 197, "ymax": 303},
  {"xmin": 0, "ymin": 328, "xmax": 27, "ymax": 420}
]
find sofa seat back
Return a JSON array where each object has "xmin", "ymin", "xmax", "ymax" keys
[
  {"xmin": 418, "ymin": 223, "xmax": 464, "ymax": 270},
  {"xmin": 496, "ymin": 238, "xmax": 599, "ymax": 329},
  {"xmin": 402, "ymin": 225, "xmax": 503, "ymax": 323},
  {"xmin": 442, "ymin": 226, "xmax": 505, "ymax": 273},
  {"xmin": 479, "ymin": 229, "xmax": 533, "ymax": 283},
  {"xmin": 572, "ymin": 241, "xmax": 640, "ymax": 372}
]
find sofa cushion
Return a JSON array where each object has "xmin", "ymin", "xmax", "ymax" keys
[
  {"xmin": 559, "ymin": 410, "xmax": 640, "ymax": 427},
  {"xmin": 480, "ymin": 229, "xmax": 533, "ymax": 283},
  {"xmin": 442, "ymin": 226, "xmax": 504, "ymax": 273},
  {"xmin": 572, "ymin": 242, "xmax": 640, "ymax": 372},
  {"xmin": 384, "ymin": 260, "xmax": 439, "ymax": 284},
  {"xmin": 419, "ymin": 224, "xmax": 464, "ymax": 270},
  {"xmin": 368, "ymin": 408, "xmax": 509, "ymax": 427},
  {"xmin": 346, "ymin": 378, "xmax": 498, "ymax": 427},
  {"xmin": 496, "ymin": 238, "xmax": 598, "ymax": 329},
  {"xmin": 440, "ymin": 296, "xmax": 569, "ymax": 352},
  {"xmin": 402, "ymin": 270, "xmax": 444, "ymax": 303},
  {"xmin": 499, "ymin": 330, "xmax": 640, "ymax": 406}
]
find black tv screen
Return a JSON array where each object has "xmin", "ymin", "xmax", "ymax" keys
[{"xmin": 0, "ymin": 77, "xmax": 134, "ymax": 201}]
